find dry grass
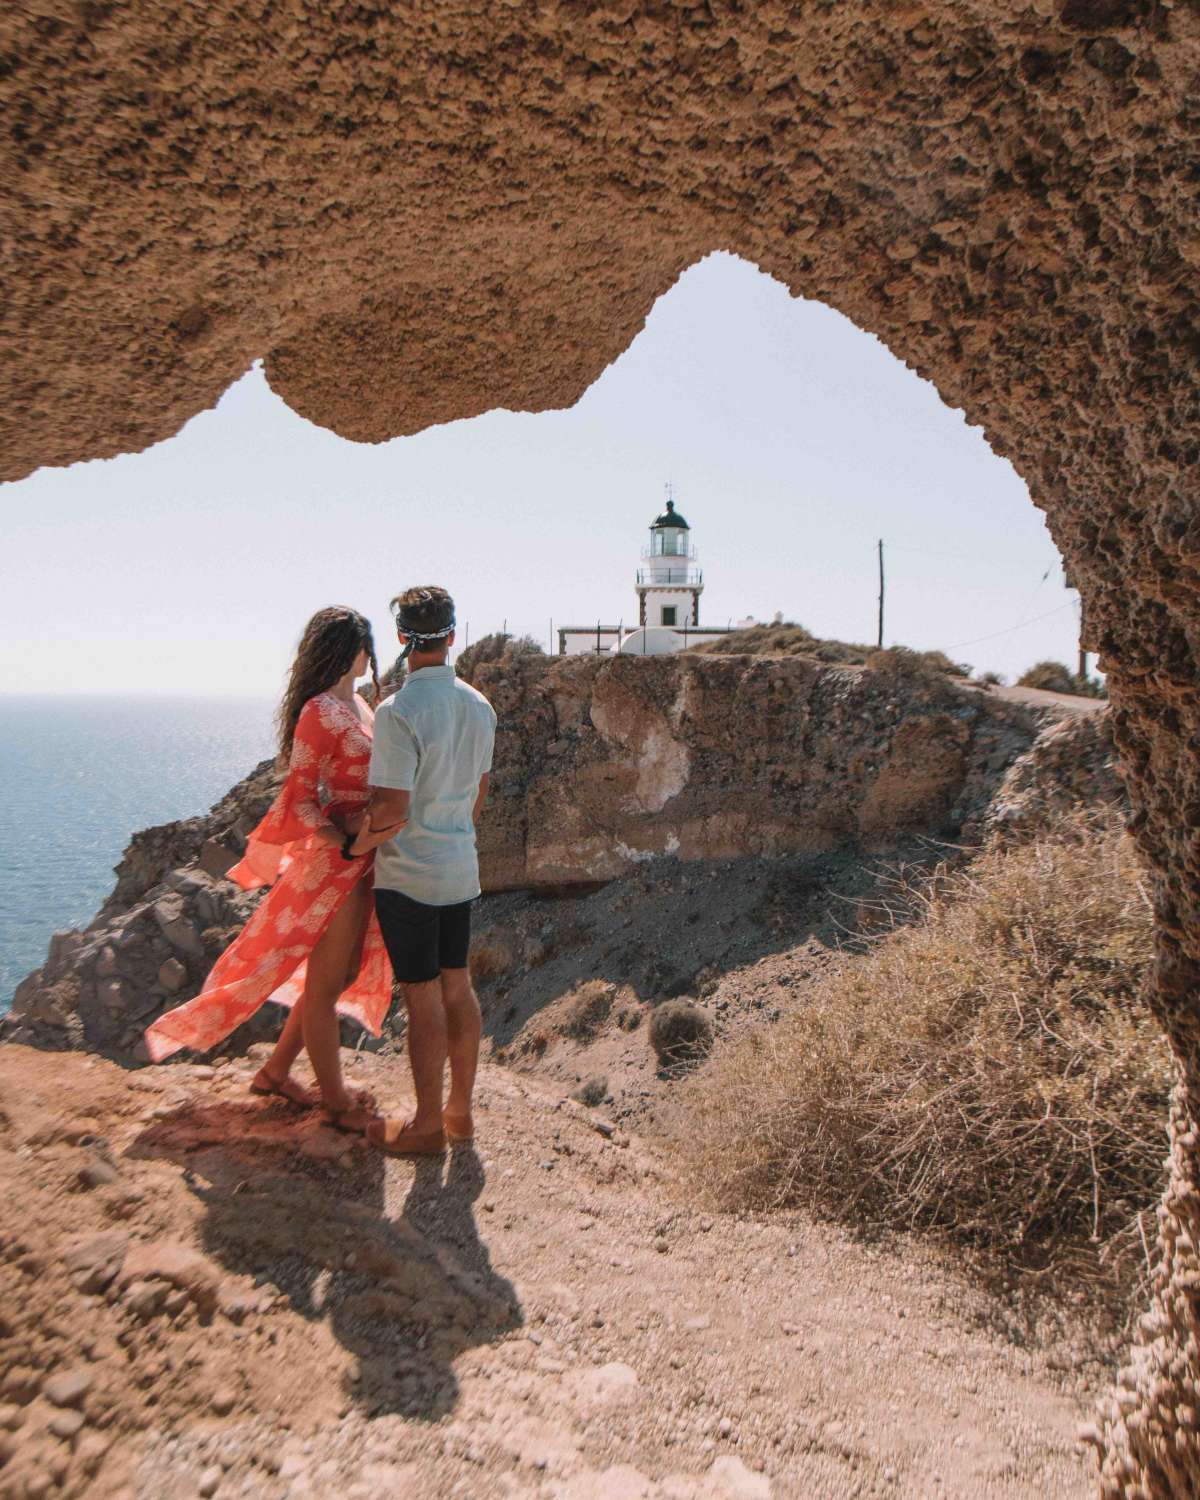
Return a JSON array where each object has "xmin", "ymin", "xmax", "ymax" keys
[
  {"xmin": 686, "ymin": 623, "xmax": 872, "ymax": 664},
  {"xmin": 687, "ymin": 626, "xmax": 971, "ymax": 679},
  {"xmin": 667, "ymin": 816, "xmax": 1172, "ymax": 1297}
]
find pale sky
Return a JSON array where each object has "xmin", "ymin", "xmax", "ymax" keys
[{"xmin": 1, "ymin": 253, "xmax": 1083, "ymax": 697}]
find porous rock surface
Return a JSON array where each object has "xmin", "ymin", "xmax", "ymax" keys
[{"xmin": 4, "ymin": 3, "xmax": 1200, "ymax": 1492}]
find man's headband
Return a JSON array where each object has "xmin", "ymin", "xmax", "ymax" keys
[{"xmin": 392, "ymin": 605, "xmax": 456, "ymax": 660}]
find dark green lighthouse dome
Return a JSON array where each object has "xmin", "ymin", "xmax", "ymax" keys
[{"xmin": 652, "ymin": 498, "xmax": 689, "ymax": 529}]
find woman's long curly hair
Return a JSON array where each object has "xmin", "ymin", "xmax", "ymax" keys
[{"xmin": 276, "ymin": 607, "xmax": 380, "ymax": 763}]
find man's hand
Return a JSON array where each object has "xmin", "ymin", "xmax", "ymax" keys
[
  {"xmin": 346, "ymin": 786, "xmax": 412, "ymax": 857},
  {"xmin": 348, "ymin": 818, "xmax": 407, "ymax": 857}
]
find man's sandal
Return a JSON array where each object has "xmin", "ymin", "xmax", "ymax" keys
[
  {"xmin": 367, "ymin": 1118, "xmax": 446, "ymax": 1156},
  {"xmin": 443, "ymin": 1111, "xmax": 474, "ymax": 1144}
]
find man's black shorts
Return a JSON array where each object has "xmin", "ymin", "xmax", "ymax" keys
[{"xmin": 375, "ymin": 889, "xmax": 474, "ymax": 985}]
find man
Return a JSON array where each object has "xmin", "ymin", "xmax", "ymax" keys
[{"xmin": 348, "ymin": 585, "xmax": 496, "ymax": 1155}]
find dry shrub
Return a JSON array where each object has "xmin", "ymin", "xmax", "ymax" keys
[
  {"xmin": 686, "ymin": 627, "xmax": 976, "ymax": 676},
  {"xmin": 668, "ymin": 816, "xmax": 1172, "ymax": 1294},
  {"xmin": 469, "ymin": 927, "xmax": 518, "ymax": 982},
  {"xmin": 563, "ymin": 980, "xmax": 615, "ymax": 1040},
  {"xmin": 865, "ymin": 645, "xmax": 971, "ymax": 680},
  {"xmin": 649, "ymin": 1000, "xmax": 713, "ymax": 1068},
  {"xmin": 687, "ymin": 622, "xmax": 869, "ymax": 664},
  {"xmin": 455, "ymin": 631, "xmax": 544, "ymax": 684},
  {"xmin": 1018, "ymin": 659, "xmax": 1108, "ymax": 699}
]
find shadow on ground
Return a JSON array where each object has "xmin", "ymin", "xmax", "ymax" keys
[{"xmin": 129, "ymin": 1098, "xmax": 522, "ymax": 1420}]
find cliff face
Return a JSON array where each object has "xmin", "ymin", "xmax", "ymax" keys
[
  {"xmin": 6, "ymin": 762, "xmax": 280, "ymax": 1061},
  {"xmin": 473, "ymin": 653, "xmax": 1037, "ymax": 890},
  {"xmin": 6, "ymin": 655, "xmax": 1105, "ymax": 1063}
]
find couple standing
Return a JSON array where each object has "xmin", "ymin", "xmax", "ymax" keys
[{"xmin": 145, "ymin": 586, "xmax": 496, "ymax": 1156}]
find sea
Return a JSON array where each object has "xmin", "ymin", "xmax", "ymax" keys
[{"xmin": 0, "ymin": 696, "xmax": 275, "ymax": 1012}]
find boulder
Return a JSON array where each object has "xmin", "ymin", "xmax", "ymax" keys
[
  {"xmin": 157, "ymin": 958, "xmax": 187, "ymax": 994},
  {"xmin": 61, "ymin": 1232, "xmax": 128, "ymax": 1294},
  {"xmin": 118, "ymin": 1241, "xmax": 220, "ymax": 1316}
]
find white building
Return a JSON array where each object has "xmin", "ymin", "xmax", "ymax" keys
[{"xmin": 558, "ymin": 495, "xmax": 748, "ymax": 656}]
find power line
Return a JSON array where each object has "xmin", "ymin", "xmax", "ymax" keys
[{"xmin": 944, "ymin": 600, "xmax": 1076, "ymax": 651}]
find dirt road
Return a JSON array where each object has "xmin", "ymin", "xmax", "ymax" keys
[{"xmin": 0, "ymin": 1045, "xmax": 1099, "ymax": 1499}]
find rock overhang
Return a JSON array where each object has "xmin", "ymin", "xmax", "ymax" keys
[{"xmin": 4, "ymin": 2, "xmax": 1200, "ymax": 1493}]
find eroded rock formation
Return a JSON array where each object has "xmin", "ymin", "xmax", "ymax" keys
[
  {"xmin": 9, "ymin": 652, "xmax": 1099, "ymax": 1063},
  {"xmin": 472, "ymin": 652, "xmax": 1037, "ymax": 887},
  {"xmin": 4, "ymin": 2, "xmax": 1199, "ymax": 1491},
  {"xmin": 985, "ymin": 708, "xmax": 1126, "ymax": 842}
]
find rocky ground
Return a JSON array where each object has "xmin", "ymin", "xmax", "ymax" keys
[
  {"xmin": 1, "ymin": 683, "xmax": 1126, "ymax": 1498},
  {"xmin": 468, "ymin": 843, "xmax": 945, "ymax": 1125},
  {"xmin": 0, "ymin": 1043, "xmax": 1098, "ymax": 1500}
]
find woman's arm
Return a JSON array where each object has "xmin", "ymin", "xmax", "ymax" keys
[{"xmin": 348, "ymin": 786, "xmax": 410, "ymax": 856}]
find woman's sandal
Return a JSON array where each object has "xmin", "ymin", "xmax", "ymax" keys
[
  {"xmin": 443, "ymin": 1111, "xmax": 474, "ymax": 1144},
  {"xmin": 250, "ymin": 1069, "xmax": 319, "ymax": 1108},
  {"xmin": 366, "ymin": 1118, "xmax": 446, "ymax": 1157},
  {"xmin": 251, "ymin": 1070, "xmax": 375, "ymax": 1112},
  {"xmin": 322, "ymin": 1101, "xmax": 379, "ymax": 1136}
]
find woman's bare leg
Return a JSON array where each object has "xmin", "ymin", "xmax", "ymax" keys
[
  {"xmin": 265, "ymin": 995, "xmax": 306, "ymax": 1075},
  {"xmin": 302, "ymin": 878, "xmax": 373, "ymax": 1118},
  {"xmin": 252, "ymin": 998, "xmax": 318, "ymax": 1104}
]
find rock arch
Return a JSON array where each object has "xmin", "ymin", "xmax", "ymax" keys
[{"xmin": 3, "ymin": 2, "xmax": 1198, "ymax": 1492}]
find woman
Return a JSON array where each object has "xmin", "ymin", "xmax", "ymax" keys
[{"xmin": 145, "ymin": 607, "xmax": 402, "ymax": 1133}]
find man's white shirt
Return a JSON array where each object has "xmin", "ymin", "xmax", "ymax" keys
[{"xmin": 369, "ymin": 664, "xmax": 497, "ymax": 906}]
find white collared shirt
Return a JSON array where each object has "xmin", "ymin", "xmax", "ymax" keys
[{"xmin": 368, "ymin": 664, "xmax": 497, "ymax": 905}]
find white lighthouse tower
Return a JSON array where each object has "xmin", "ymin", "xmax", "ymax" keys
[
  {"xmin": 637, "ymin": 493, "xmax": 703, "ymax": 629},
  {"xmin": 557, "ymin": 489, "xmax": 746, "ymax": 655}
]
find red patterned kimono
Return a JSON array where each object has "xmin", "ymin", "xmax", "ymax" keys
[{"xmin": 144, "ymin": 692, "xmax": 393, "ymax": 1062}]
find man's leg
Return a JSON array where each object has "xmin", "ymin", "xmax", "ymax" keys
[
  {"xmin": 441, "ymin": 968, "xmax": 481, "ymax": 1120},
  {"xmin": 403, "ymin": 977, "xmax": 448, "ymax": 1134},
  {"xmin": 374, "ymin": 889, "xmax": 446, "ymax": 1143}
]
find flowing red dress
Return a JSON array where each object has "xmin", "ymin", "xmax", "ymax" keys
[{"xmin": 144, "ymin": 692, "xmax": 394, "ymax": 1062}]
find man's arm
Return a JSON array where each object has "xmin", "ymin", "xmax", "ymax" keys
[
  {"xmin": 472, "ymin": 771, "xmax": 490, "ymax": 826},
  {"xmin": 348, "ymin": 787, "xmax": 410, "ymax": 856},
  {"xmin": 358, "ymin": 703, "xmax": 419, "ymax": 855}
]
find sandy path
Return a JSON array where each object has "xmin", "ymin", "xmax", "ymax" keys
[{"xmin": 0, "ymin": 1046, "xmax": 1095, "ymax": 1499}]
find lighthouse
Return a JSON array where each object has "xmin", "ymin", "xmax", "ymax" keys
[
  {"xmin": 636, "ymin": 495, "xmax": 703, "ymax": 629},
  {"xmin": 556, "ymin": 489, "xmax": 752, "ymax": 655}
]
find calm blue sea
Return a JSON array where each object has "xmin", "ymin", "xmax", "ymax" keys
[{"xmin": 0, "ymin": 696, "xmax": 274, "ymax": 1011}]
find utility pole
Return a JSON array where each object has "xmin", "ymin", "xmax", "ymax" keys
[
  {"xmin": 877, "ymin": 539, "xmax": 885, "ymax": 649},
  {"xmin": 1065, "ymin": 565, "xmax": 1087, "ymax": 683}
]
